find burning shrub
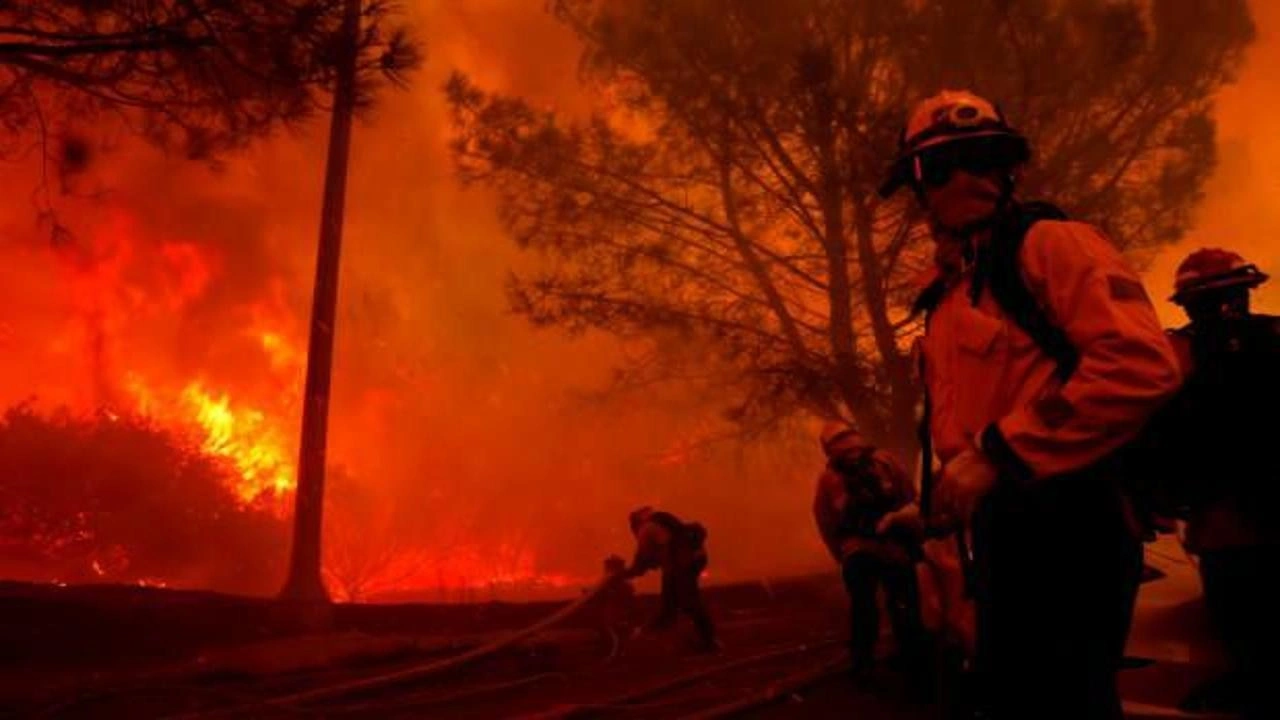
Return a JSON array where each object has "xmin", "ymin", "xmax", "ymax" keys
[{"xmin": 0, "ymin": 403, "xmax": 287, "ymax": 594}]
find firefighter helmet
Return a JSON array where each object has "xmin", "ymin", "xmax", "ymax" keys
[
  {"xmin": 879, "ymin": 89, "xmax": 1030, "ymax": 198},
  {"xmin": 1170, "ymin": 248, "xmax": 1269, "ymax": 304},
  {"xmin": 819, "ymin": 421, "xmax": 865, "ymax": 457},
  {"xmin": 628, "ymin": 506, "xmax": 654, "ymax": 533}
]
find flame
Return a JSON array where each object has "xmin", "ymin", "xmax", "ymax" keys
[
  {"xmin": 119, "ymin": 326, "xmax": 302, "ymax": 507},
  {"xmin": 120, "ymin": 370, "xmax": 297, "ymax": 506},
  {"xmin": 16, "ymin": 183, "xmax": 588, "ymax": 599},
  {"xmin": 179, "ymin": 382, "xmax": 296, "ymax": 503},
  {"xmin": 322, "ymin": 542, "xmax": 581, "ymax": 602}
]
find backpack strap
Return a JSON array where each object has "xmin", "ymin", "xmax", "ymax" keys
[
  {"xmin": 975, "ymin": 202, "xmax": 1079, "ymax": 383},
  {"xmin": 916, "ymin": 348, "xmax": 935, "ymax": 522},
  {"xmin": 916, "ymin": 341, "xmax": 976, "ymax": 593}
]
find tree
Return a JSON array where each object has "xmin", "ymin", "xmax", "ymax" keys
[
  {"xmin": 0, "ymin": 1, "xmax": 422, "ymax": 605},
  {"xmin": 0, "ymin": 0, "xmax": 418, "ymax": 231},
  {"xmin": 0, "ymin": 0, "xmax": 418, "ymax": 157},
  {"xmin": 446, "ymin": 0, "xmax": 1253, "ymax": 454}
]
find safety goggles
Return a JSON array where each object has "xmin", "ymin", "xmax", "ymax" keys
[{"xmin": 911, "ymin": 135, "xmax": 1022, "ymax": 189}]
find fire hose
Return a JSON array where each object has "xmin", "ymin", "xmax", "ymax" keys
[
  {"xmin": 270, "ymin": 575, "xmax": 611, "ymax": 706},
  {"xmin": 677, "ymin": 652, "xmax": 850, "ymax": 720},
  {"xmin": 512, "ymin": 636, "xmax": 842, "ymax": 720},
  {"xmin": 164, "ymin": 574, "xmax": 613, "ymax": 718}
]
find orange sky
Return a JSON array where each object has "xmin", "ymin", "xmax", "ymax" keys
[
  {"xmin": 1148, "ymin": 0, "xmax": 1280, "ymax": 324},
  {"xmin": 0, "ymin": 1, "xmax": 1277, "ymax": 596}
]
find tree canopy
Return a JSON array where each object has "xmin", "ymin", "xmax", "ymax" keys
[
  {"xmin": 448, "ymin": 0, "xmax": 1253, "ymax": 451},
  {"xmin": 0, "ymin": 1, "xmax": 419, "ymax": 163}
]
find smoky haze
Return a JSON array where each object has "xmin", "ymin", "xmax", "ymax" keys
[{"xmin": 0, "ymin": 1, "xmax": 1275, "ymax": 599}]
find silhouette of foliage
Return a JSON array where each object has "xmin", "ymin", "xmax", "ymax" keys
[
  {"xmin": 0, "ymin": 0, "xmax": 420, "ymax": 161},
  {"xmin": 0, "ymin": 403, "xmax": 287, "ymax": 594},
  {"xmin": 448, "ymin": 0, "xmax": 1253, "ymax": 450}
]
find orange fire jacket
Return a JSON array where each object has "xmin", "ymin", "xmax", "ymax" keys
[{"xmin": 919, "ymin": 219, "xmax": 1183, "ymax": 482}]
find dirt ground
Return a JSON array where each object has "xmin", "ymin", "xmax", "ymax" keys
[{"xmin": 0, "ymin": 538, "xmax": 1233, "ymax": 718}]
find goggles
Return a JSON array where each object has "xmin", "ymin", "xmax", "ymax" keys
[{"xmin": 911, "ymin": 135, "xmax": 1024, "ymax": 190}]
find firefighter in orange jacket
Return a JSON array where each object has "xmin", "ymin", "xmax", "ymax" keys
[
  {"xmin": 879, "ymin": 90, "xmax": 1183, "ymax": 719},
  {"xmin": 618, "ymin": 506, "xmax": 718, "ymax": 652},
  {"xmin": 813, "ymin": 422, "xmax": 926, "ymax": 678}
]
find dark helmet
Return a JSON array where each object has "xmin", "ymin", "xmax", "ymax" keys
[
  {"xmin": 1170, "ymin": 248, "xmax": 1269, "ymax": 305},
  {"xmin": 819, "ymin": 421, "xmax": 866, "ymax": 458},
  {"xmin": 628, "ymin": 506, "xmax": 654, "ymax": 533},
  {"xmin": 879, "ymin": 89, "xmax": 1030, "ymax": 198}
]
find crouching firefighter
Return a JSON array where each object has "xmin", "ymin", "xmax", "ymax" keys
[
  {"xmin": 881, "ymin": 89, "xmax": 1183, "ymax": 719},
  {"xmin": 616, "ymin": 506, "xmax": 719, "ymax": 652},
  {"xmin": 813, "ymin": 422, "xmax": 928, "ymax": 679},
  {"xmin": 593, "ymin": 554, "xmax": 639, "ymax": 650}
]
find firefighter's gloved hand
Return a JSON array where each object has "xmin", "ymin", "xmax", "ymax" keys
[
  {"xmin": 934, "ymin": 449, "xmax": 998, "ymax": 525},
  {"xmin": 876, "ymin": 502, "xmax": 924, "ymax": 538}
]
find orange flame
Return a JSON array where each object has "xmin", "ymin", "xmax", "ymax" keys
[
  {"xmin": 179, "ymin": 382, "xmax": 296, "ymax": 503},
  {"xmin": 123, "ymin": 372, "xmax": 297, "ymax": 505},
  {"xmin": 322, "ymin": 542, "xmax": 581, "ymax": 602}
]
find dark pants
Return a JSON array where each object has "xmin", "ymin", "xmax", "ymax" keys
[
  {"xmin": 842, "ymin": 549, "xmax": 925, "ymax": 669},
  {"xmin": 653, "ymin": 551, "xmax": 716, "ymax": 647},
  {"xmin": 1199, "ymin": 546, "xmax": 1280, "ymax": 720},
  {"xmin": 970, "ymin": 473, "xmax": 1143, "ymax": 720}
]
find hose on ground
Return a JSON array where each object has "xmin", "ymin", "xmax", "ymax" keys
[{"xmin": 163, "ymin": 575, "xmax": 612, "ymax": 718}]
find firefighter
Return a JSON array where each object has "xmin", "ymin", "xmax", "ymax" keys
[
  {"xmin": 593, "ymin": 554, "xmax": 638, "ymax": 651},
  {"xmin": 616, "ymin": 506, "xmax": 719, "ymax": 652},
  {"xmin": 878, "ymin": 89, "xmax": 1183, "ymax": 719},
  {"xmin": 812, "ymin": 422, "xmax": 927, "ymax": 681},
  {"xmin": 1164, "ymin": 248, "xmax": 1280, "ymax": 719}
]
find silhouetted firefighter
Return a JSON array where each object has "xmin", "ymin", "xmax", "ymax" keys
[
  {"xmin": 883, "ymin": 90, "xmax": 1183, "ymax": 719},
  {"xmin": 614, "ymin": 506, "xmax": 719, "ymax": 652},
  {"xmin": 812, "ymin": 421, "xmax": 927, "ymax": 682},
  {"xmin": 1156, "ymin": 248, "xmax": 1280, "ymax": 719},
  {"xmin": 592, "ymin": 554, "xmax": 638, "ymax": 650}
]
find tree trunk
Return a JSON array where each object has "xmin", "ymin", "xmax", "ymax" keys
[
  {"xmin": 852, "ymin": 198, "xmax": 918, "ymax": 459},
  {"xmin": 279, "ymin": 0, "xmax": 362, "ymax": 605}
]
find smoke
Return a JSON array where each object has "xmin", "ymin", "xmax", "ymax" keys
[{"xmin": 1147, "ymin": 0, "xmax": 1280, "ymax": 324}]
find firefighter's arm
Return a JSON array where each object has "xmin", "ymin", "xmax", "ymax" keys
[
  {"xmin": 981, "ymin": 221, "xmax": 1183, "ymax": 481},
  {"xmin": 813, "ymin": 474, "xmax": 844, "ymax": 562},
  {"xmin": 875, "ymin": 450, "xmax": 916, "ymax": 506},
  {"xmin": 623, "ymin": 524, "xmax": 664, "ymax": 577}
]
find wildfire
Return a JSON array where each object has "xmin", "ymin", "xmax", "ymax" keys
[
  {"xmin": 122, "ymin": 331, "xmax": 300, "ymax": 507},
  {"xmin": 180, "ymin": 382, "xmax": 296, "ymax": 503},
  {"xmin": 22, "ymin": 208, "xmax": 588, "ymax": 600},
  {"xmin": 323, "ymin": 542, "xmax": 581, "ymax": 603}
]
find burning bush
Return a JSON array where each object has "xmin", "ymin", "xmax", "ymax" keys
[{"xmin": 0, "ymin": 403, "xmax": 287, "ymax": 594}]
